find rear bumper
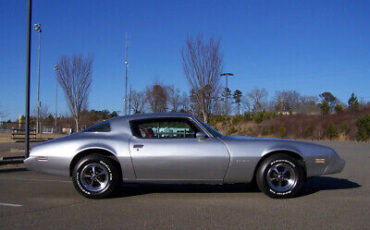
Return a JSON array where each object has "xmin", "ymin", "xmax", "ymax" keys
[
  {"xmin": 24, "ymin": 155, "xmax": 70, "ymax": 177},
  {"xmin": 24, "ymin": 156, "xmax": 39, "ymax": 172}
]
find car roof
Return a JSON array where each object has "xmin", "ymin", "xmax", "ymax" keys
[{"xmin": 111, "ymin": 112, "xmax": 195, "ymax": 122}]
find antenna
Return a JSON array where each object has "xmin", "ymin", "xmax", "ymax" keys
[{"xmin": 124, "ymin": 33, "xmax": 129, "ymax": 115}]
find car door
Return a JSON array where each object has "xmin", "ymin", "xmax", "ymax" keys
[{"xmin": 129, "ymin": 117, "xmax": 230, "ymax": 182}]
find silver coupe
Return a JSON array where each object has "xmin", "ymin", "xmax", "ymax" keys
[{"xmin": 24, "ymin": 113, "xmax": 345, "ymax": 198}]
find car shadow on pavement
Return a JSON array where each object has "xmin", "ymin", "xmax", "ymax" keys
[
  {"xmin": 112, "ymin": 176, "xmax": 360, "ymax": 198},
  {"xmin": 299, "ymin": 176, "xmax": 360, "ymax": 197},
  {"xmin": 113, "ymin": 183, "xmax": 260, "ymax": 198}
]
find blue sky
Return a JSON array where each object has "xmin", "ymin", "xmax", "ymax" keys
[{"xmin": 1, "ymin": 0, "xmax": 369, "ymax": 120}]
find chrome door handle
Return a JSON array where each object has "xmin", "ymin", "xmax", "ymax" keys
[{"xmin": 133, "ymin": 144, "xmax": 144, "ymax": 148}]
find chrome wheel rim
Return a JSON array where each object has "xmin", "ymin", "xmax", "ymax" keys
[
  {"xmin": 80, "ymin": 163, "xmax": 109, "ymax": 193},
  {"xmin": 267, "ymin": 163, "xmax": 297, "ymax": 193}
]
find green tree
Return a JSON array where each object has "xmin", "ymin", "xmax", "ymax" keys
[
  {"xmin": 356, "ymin": 114, "xmax": 370, "ymax": 141},
  {"xmin": 335, "ymin": 104, "xmax": 344, "ymax": 113},
  {"xmin": 233, "ymin": 89, "xmax": 243, "ymax": 114},
  {"xmin": 319, "ymin": 91, "xmax": 336, "ymax": 113},
  {"xmin": 278, "ymin": 125, "xmax": 287, "ymax": 138},
  {"xmin": 326, "ymin": 123, "xmax": 338, "ymax": 140},
  {"xmin": 348, "ymin": 93, "xmax": 359, "ymax": 112},
  {"xmin": 110, "ymin": 111, "xmax": 118, "ymax": 117},
  {"xmin": 320, "ymin": 101, "xmax": 330, "ymax": 115}
]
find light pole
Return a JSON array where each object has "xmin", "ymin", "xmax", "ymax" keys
[
  {"xmin": 25, "ymin": 0, "xmax": 32, "ymax": 158},
  {"xmin": 54, "ymin": 65, "xmax": 58, "ymax": 133},
  {"xmin": 34, "ymin": 23, "xmax": 42, "ymax": 133},
  {"xmin": 220, "ymin": 72, "xmax": 234, "ymax": 134},
  {"xmin": 124, "ymin": 33, "xmax": 129, "ymax": 115}
]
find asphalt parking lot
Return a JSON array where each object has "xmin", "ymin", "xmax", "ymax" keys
[{"xmin": 0, "ymin": 141, "xmax": 369, "ymax": 230}]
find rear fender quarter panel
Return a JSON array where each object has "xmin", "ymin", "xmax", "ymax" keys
[{"xmin": 75, "ymin": 135, "xmax": 136, "ymax": 180}]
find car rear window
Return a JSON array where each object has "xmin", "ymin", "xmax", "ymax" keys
[{"xmin": 83, "ymin": 120, "xmax": 111, "ymax": 132}]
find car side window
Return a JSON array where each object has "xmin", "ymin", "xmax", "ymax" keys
[
  {"xmin": 137, "ymin": 122, "xmax": 159, "ymax": 138},
  {"xmin": 132, "ymin": 118, "xmax": 199, "ymax": 139},
  {"xmin": 159, "ymin": 121, "xmax": 196, "ymax": 138}
]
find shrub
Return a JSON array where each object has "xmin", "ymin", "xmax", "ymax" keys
[
  {"xmin": 278, "ymin": 125, "xmax": 287, "ymax": 138},
  {"xmin": 231, "ymin": 114, "xmax": 243, "ymax": 125},
  {"xmin": 243, "ymin": 112, "xmax": 252, "ymax": 121},
  {"xmin": 253, "ymin": 112, "xmax": 264, "ymax": 123},
  {"xmin": 340, "ymin": 121, "xmax": 350, "ymax": 134},
  {"xmin": 335, "ymin": 104, "xmax": 344, "ymax": 113},
  {"xmin": 356, "ymin": 114, "xmax": 370, "ymax": 141},
  {"xmin": 261, "ymin": 128, "xmax": 270, "ymax": 136},
  {"xmin": 304, "ymin": 125, "xmax": 313, "ymax": 138},
  {"xmin": 326, "ymin": 123, "xmax": 338, "ymax": 139},
  {"xmin": 228, "ymin": 125, "xmax": 238, "ymax": 135},
  {"xmin": 247, "ymin": 127, "xmax": 253, "ymax": 134},
  {"xmin": 269, "ymin": 125, "xmax": 276, "ymax": 134}
]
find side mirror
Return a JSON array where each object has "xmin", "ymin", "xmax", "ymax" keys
[{"xmin": 196, "ymin": 132, "xmax": 207, "ymax": 140}]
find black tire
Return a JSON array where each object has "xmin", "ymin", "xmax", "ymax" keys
[
  {"xmin": 256, "ymin": 154, "xmax": 304, "ymax": 198},
  {"xmin": 72, "ymin": 154, "xmax": 120, "ymax": 199}
]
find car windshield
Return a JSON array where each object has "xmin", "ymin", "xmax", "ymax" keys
[{"xmin": 196, "ymin": 118, "xmax": 223, "ymax": 138}]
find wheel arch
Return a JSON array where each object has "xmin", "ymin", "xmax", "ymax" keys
[
  {"xmin": 69, "ymin": 148, "xmax": 122, "ymax": 177},
  {"xmin": 253, "ymin": 150, "xmax": 307, "ymax": 182}
]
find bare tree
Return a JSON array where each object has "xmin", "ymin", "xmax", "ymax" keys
[
  {"xmin": 39, "ymin": 104, "xmax": 49, "ymax": 120},
  {"xmin": 181, "ymin": 35, "xmax": 223, "ymax": 122},
  {"xmin": 242, "ymin": 96, "xmax": 252, "ymax": 113},
  {"xmin": 167, "ymin": 85, "xmax": 181, "ymax": 112},
  {"xmin": 146, "ymin": 84, "xmax": 168, "ymax": 112},
  {"xmin": 297, "ymin": 95, "xmax": 319, "ymax": 114},
  {"xmin": 247, "ymin": 88, "xmax": 268, "ymax": 113},
  {"xmin": 274, "ymin": 90, "xmax": 300, "ymax": 113},
  {"xmin": 55, "ymin": 55, "xmax": 93, "ymax": 131},
  {"xmin": 179, "ymin": 92, "xmax": 190, "ymax": 112},
  {"xmin": 130, "ymin": 89, "xmax": 147, "ymax": 113}
]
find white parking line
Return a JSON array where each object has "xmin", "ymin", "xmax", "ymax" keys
[{"xmin": 0, "ymin": 202, "xmax": 23, "ymax": 207}]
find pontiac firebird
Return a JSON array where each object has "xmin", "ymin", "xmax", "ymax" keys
[{"xmin": 24, "ymin": 113, "xmax": 345, "ymax": 198}]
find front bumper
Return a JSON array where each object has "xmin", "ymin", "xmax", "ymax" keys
[{"xmin": 323, "ymin": 154, "xmax": 345, "ymax": 175}]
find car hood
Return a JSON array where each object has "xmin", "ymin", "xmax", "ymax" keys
[
  {"xmin": 220, "ymin": 135, "xmax": 335, "ymax": 158},
  {"xmin": 222, "ymin": 135, "xmax": 329, "ymax": 147}
]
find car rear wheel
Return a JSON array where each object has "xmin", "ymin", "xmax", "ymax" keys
[
  {"xmin": 256, "ymin": 154, "xmax": 304, "ymax": 198},
  {"xmin": 72, "ymin": 154, "xmax": 120, "ymax": 199}
]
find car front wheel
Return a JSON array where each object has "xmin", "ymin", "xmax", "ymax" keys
[
  {"xmin": 256, "ymin": 154, "xmax": 304, "ymax": 198},
  {"xmin": 72, "ymin": 154, "xmax": 120, "ymax": 199}
]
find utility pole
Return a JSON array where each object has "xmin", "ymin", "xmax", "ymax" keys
[
  {"xmin": 220, "ymin": 72, "xmax": 234, "ymax": 134},
  {"xmin": 34, "ymin": 23, "xmax": 42, "ymax": 133},
  {"xmin": 124, "ymin": 33, "xmax": 129, "ymax": 115},
  {"xmin": 128, "ymin": 85, "xmax": 132, "ymax": 115},
  {"xmin": 25, "ymin": 0, "xmax": 32, "ymax": 158}
]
